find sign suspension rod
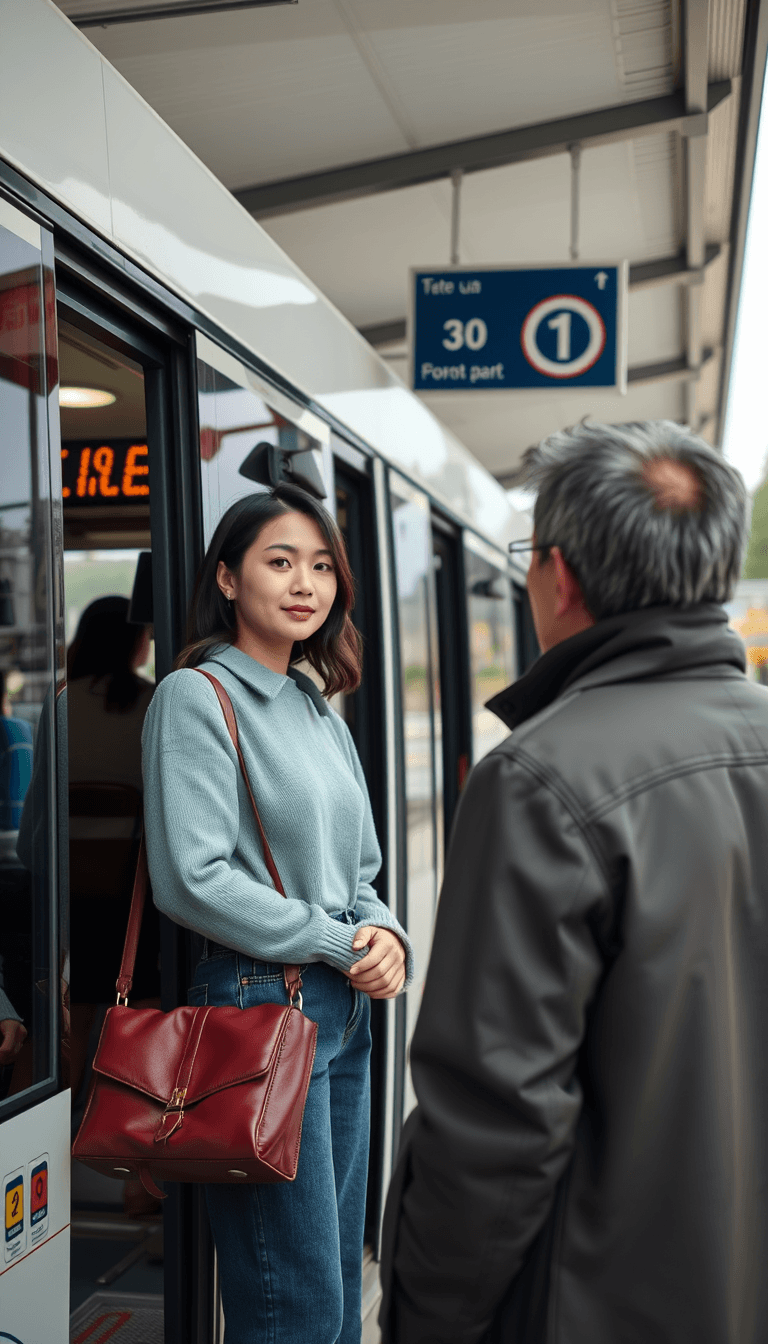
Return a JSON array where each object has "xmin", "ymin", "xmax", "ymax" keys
[
  {"xmin": 569, "ymin": 143, "xmax": 581, "ymax": 261},
  {"xmin": 450, "ymin": 168, "xmax": 463, "ymax": 266}
]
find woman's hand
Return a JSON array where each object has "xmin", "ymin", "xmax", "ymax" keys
[
  {"xmin": 348, "ymin": 927, "xmax": 406, "ymax": 999},
  {"xmin": 0, "ymin": 1019, "xmax": 27, "ymax": 1066}
]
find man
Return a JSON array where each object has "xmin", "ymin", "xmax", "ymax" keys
[{"xmin": 380, "ymin": 420, "xmax": 768, "ymax": 1344}]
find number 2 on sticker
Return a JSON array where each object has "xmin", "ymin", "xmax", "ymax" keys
[{"xmin": 5, "ymin": 1176, "xmax": 23, "ymax": 1241}]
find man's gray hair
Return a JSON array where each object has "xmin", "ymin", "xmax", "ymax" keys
[{"xmin": 521, "ymin": 420, "xmax": 748, "ymax": 619}]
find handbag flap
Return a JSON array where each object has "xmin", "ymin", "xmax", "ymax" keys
[{"xmin": 92, "ymin": 1003, "xmax": 289, "ymax": 1105}]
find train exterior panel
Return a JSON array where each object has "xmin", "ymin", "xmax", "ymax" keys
[{"xmin": 0, "ymin": 1090, "xmax": 71, "ymax": 1344}]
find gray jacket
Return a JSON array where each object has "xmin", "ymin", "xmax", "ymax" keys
[{"xmin": 380, "ymin": 604, "xmax": 768, "ymax": 1344}]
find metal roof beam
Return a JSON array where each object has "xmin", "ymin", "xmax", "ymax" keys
[
  {"xmin": 627, "ymin": 347, "xmax": 716, "ymax": 386},
  {"xmin": 71, "ymin": 0, "xmax": 295, "ymax": 27},
  {"xmin": 682, "ymin": 0, "xmax": 711, "ymax": 428},
  {"xmin": 235, "ymin": 83, "xmax": 731, "ymax": 218},
  {"xmin": 629, "ymin": 243, "xmax": 720, "ymax": 289}
]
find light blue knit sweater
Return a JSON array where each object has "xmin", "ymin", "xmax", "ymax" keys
[{"xmin": 142, "ymin": 643, "xmax": 413, "ymax": 982}]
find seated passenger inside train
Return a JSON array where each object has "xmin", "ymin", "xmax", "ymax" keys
[
  {"xmin": 0, "ymin": 668, "xmax": 34, "ymax": 1086},
  {"xmin": 67, "ymin": 596, "xmax": 160, "ymax": 1210}
]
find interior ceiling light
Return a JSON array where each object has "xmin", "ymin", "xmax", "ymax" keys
[{"xmin": 59, "ymin": 387, "xmax": 116, "ymax": 409}]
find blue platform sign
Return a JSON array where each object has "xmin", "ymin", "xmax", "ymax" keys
[{"xmin": 410, "ymin": 263, "xmax": 627, "ymax": 392}]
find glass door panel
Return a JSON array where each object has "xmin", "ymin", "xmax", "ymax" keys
[
  {"xmin": 196, "ymin": 335, "xmax": 332, "ymax": 547},
  {"xmin": 464, "ymin": 534, "xmax": 516, "ymax": 764},
  {"xmin": 389, "ymin": 474, "xmax": 442, "ymax": 1113},
  {"xmin": 0, "ymin": 202, "xmax": 59, "ymax": 1114}
]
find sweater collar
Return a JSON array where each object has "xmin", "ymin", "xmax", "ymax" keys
[
  {"xmin": 206, "ymin": 643, "xmax": 291, "ymax": 701},
  {"xmin": 487, "ymin": 603, "xmax": 746, "ymax": 732},
  {"xmin": 206, "ymin": 643, "xmax": 330, "ymax": 715}
]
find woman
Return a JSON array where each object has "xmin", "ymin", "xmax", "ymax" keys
[{"xmin": 142, "ymin": 484, "xmax": 412, "ymax": 1344}]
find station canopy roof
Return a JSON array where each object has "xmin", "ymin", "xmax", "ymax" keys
[{"xmin": 58, "ymin": 0, "xmax": 766, "ymax": 489}]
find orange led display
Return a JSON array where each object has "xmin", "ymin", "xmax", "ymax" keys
[
  {"xmin": 122, "ymin": 443, "xmax": 149, "ymax": 496},
  {"xmin": 61, "ymin": 441, "xmax": 150, "ymax": 505}
]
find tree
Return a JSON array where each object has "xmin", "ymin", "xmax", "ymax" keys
[{"xmin": 743, "ymin": 477, "xmax": 768, "ymax": 579}]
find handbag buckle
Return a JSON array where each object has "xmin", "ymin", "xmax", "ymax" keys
[{"xmin": 155, "ymin": 1087, "xmax": 187, "ymax": 1144}]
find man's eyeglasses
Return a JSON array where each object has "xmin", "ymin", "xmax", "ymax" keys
[{"xmin": 508, "ymin": 539, "xmax": 552, "ymax": 555}]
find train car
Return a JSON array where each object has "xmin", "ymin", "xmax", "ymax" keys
[{"xmin": 0, "ymin": 3, "xmax": 533, "ymax": 1340}]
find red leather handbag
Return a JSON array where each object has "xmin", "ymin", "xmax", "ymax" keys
[{"xmin": 72, "ymin": 671, "xmax": 318, "ymax": 1198}]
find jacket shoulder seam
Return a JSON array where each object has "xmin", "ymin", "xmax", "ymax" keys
[
  {"xmin": 585, "ymin": 748, "xmax": 768, "ymax": 822},
  {"xmin": 723, "ymin": 679, "xmax": 768, "ymax": 756},
  {"xmin": 507, "ymin": 745, "xmax": 613, "ymax": 886}
]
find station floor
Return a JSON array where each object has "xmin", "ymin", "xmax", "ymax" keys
[{"xmin": 70, "ymin": 1166, "xmax": 382, "ymax": 1341}]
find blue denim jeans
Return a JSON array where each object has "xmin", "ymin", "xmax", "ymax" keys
[{"xmin": 188, "ymin": 918, "xmax": 372, "ymax": 1344}]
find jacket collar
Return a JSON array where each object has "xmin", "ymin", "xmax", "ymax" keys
[
  {"xmin": 487, "ymin": 603, "xmax": 747, "ymax": 732},
  {"xmin": 206, "ymin": 643, "xmax": 330, "ymax": 715}
]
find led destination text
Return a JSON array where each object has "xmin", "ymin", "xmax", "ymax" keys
[{"xmin": 61, "ymin": 441, "xmax": 149, "ymax": 503}]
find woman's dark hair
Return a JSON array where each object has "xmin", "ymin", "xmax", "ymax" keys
[
  {"xmin": 176, "ymin": 484, "xmax": 362, "ymax": 696},
  {"xmin": 68, "ymin": 596, "xmax": 149, "ymax": 711}
]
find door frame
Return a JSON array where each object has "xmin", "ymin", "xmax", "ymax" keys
[
  {"xmin": 430, "ymin": 515, "xmax": 472, "ymax": 846},
  {"xmin": 55, "ymin": 256, "xmax": 216, "ymax": 1344}
]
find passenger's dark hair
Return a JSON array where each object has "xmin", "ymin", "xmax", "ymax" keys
[
  {"xmin": 175, "ymin": 485, "xmax": 362, "ymax": 697},
  {"xmin": 521, "ymin": 420, "xmax": 748, "ymax": 619},
  {"xmin": 68, "ymin": 596, "xmax": 149, "ymax": 711}
]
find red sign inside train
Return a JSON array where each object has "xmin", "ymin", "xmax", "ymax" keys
[{"xmin": 61, "ymin": 440, "xmax": 149, "ymax": 504}]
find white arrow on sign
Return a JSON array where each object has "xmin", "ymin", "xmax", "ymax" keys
[{"xmin": 595, "ymin": 271, "xmax": 608, "ymax": 290}]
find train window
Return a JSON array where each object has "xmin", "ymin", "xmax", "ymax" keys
[
  {"xmin": 0, "ymin": 205, "xmax": 59, "ymax": 1114},
  {"xmin": 389, "ymin": 474, "xmax": 442, "ymax": 1109},
  {"xmin": 464, "ymin": 535, "xmax": 516, "ymax": 764},
  {"xmin": 196, "ymin": 335, "xmax": 332, "ymax": 545}
]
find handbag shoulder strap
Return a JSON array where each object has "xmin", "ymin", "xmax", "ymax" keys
[
  {"xmin": 195, "ymin": 670, "xmax": 285, "ymax": 896},
  {"xmin": 115, "ymin": 667, "xmax": 302, "ymax": 1005}
]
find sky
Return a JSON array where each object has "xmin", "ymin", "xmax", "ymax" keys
[{"xmin": 722, "ymin": 59, "xmax": 768, "ymax": 495}]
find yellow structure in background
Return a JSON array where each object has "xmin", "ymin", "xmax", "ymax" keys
[{"xmin": 730, "ymin": 601, "xmax": 768, "ymax": 676}]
